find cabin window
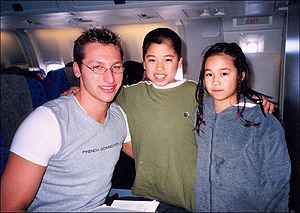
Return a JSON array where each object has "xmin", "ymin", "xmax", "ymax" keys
[
  {"xmin": 246, "ymin": 42, "xmax": 258, "ymax": 53},
  {"xmin": 46, "ymin": 62, "xmax": 64, "ymax": 73},
  {"xmin": 175, "ymin": 66, "xmax": 183, "ymax": 80},
  {"xmin": 239, "ymin": 34, "xmax": 264, "ymax": 53}
]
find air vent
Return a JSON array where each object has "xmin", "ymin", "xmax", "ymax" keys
[
  {"xmin": 24, "ymin": 20, "xmax": 42, "ymax": 25},
  {"xmin": 183, "ymin": 8, "xmax": 212, "ymax": 18},
  {"xmin": 134, "ymin": 12, "xmax": 162, "ymax": 21},
  {"xmin": 72, "ymin": 17, "xmax": 93, "ymax": 23},
  {"xmin": 112, "ymin": 14, "xmax": 138, "ymax": 21},
  {"xmin": 68, "ymin": 17, "xmax": 94, "ymax": 26}
]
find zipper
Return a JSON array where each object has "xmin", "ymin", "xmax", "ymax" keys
[{"xmin": 209, "ymin": 114, "xmax": 217, "ymax": 211}]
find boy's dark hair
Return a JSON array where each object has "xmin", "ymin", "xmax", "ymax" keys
[
  {"xmin": 195, "ymin": 42, "xmax": 262, "ymax": 133},
  {"xmin": 142, "ymin": 28, "xmax": 182, "ymax": 59},
  {"xmin": 73, "ymin": 28, "xmax": 123, "ymax": 68}
]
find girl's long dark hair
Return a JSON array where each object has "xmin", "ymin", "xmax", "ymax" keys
[{"xmin": 195, "ymin": 42, "xmax": 263, "ymax": 133}]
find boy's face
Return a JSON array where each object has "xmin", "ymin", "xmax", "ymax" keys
[
  {"xmin": 143, "ymin": 41, "xmax": 182, "ymax": 86},
  {"xmin": 73, "ymin": 42, "xmax": 123, "ymax": 105}
]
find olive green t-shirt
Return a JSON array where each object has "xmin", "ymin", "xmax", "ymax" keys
[{"xmin": 116, "ymin": 80, "xmax": 197, "ymax": 211}]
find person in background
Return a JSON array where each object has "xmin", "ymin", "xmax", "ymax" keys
[
  {"xmin": 1, "ymin": 66, "xmax": 45, "ymax": 81},
  {"xmin": 61, "ymin": 28, "xmax": 275, "ymax": 212},
  {"xmin": 122, "ymin": 60, "xmax": 145, "ymax": 86},
  {"xmin": 1, "ymin": 27, "xmax": 131, "ymax": 212},
  {"xmin": 111, "ymin": 60, "xmax": 145, "ymax": 191},
  {"xmin": 194, "ymin": 42, "xmax": 291, "ymax": 212}
]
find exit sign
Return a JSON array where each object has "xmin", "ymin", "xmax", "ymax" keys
[{"xmin": 233, "ymin": 16, "xmax": 272, "ymax": 26}]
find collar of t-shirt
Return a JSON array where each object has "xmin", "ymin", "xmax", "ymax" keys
[{"xmin": 151, "ymin": 79, "xmax": 186, "ymax": 89}]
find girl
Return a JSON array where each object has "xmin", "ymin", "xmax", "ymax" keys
[{"xmin": 194, "ymin": 42, "xmax": 291, "ymax": 212}]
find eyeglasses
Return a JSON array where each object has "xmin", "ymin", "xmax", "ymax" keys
[{"xmin": 81, "ymin": 62, "xmax": 124, "ymax": 74}]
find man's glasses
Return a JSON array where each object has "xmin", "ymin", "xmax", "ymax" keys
[{"xmin": 81, "ymin": 62, "xmax": 124, "ymax": 74}]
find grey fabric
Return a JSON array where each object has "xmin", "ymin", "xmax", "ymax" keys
[
  {"xmin": 28, "ymin": 95, "xmax": 127, "ymax": 211},
  {"xmin": 0, "ymin": 74, "xmax": 33, "ymax": 147},
  {"xmin": 194, "ymin": 97, "xmax": 291, "ymax": 212}
]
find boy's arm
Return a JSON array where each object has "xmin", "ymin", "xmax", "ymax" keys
[
  {"xmin": 1, "ymin": 153, "xmax": 46, "ymax": 212},
  {"xmin": 261, "ymin": 96, "xmax": 275, "ymax": 113},
  {"xmin": 61, "ymin": 86, "xmax": 80, "ymax": 96}
]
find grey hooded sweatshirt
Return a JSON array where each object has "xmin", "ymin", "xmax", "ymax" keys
[{"xmin": 194, "ymin": 97, "xmax": 291, "ymax": 212}]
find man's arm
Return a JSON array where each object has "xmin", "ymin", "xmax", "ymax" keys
[
  {"xmin": 1, "ymin": 153, "xmax": 46, "ymax": 212},
  {"xmin": 122, "ymin": 141, "xmax": 134, "ymax": 159}
]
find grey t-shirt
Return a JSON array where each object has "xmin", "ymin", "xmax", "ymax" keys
[{"xmin": 28, "ymin": 95, "xmax": 127, "ymax": 212}]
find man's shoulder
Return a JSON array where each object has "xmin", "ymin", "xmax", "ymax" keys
[
  {"xmin": 43, "ymin": 95, "xmax": 73, "ymax": 108},
  {"xmin": 110, "ymin": 102, "xmax": 126, "ymax": 117}
]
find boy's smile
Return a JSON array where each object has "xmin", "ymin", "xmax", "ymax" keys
[{"xmin": 143, "ymin": 42, "xmax": 182, "ymax": 86}]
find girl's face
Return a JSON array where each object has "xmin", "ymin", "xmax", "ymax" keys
[
  {"xmin": 143, "ymin": 41, "xmax": 182, "ymax": 86},
  {"xmin": 204, "ymin": 54, "xmax": 243, "ymax": 113}
]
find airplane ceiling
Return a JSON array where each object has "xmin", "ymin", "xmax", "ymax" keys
[{"xmin": 0, "ymin": 0, "xmax": 288, "ymax": 29}]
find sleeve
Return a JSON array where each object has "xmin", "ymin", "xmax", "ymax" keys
[
  {"xmin": 10, "ymin": 106, "xmax": 61, "ymax": 166},
  {"xmin": 117, "ymin": 105, "xmax": 131, "ymax": 143},
  {"xmin": 115, "ymin": 86, "xmax": 126, "ymax": 107},
  {"xmin": 258, "ymin": 116, "xmax": 291, "ymax": 212}
]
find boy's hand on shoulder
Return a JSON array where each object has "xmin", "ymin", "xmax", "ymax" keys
[
  {"xmin": 61, "ymin": 86, "xmax": 80, "ymax": 96},
  {"xmin": 262, "ymin": 96, "xmax": 275, "ymax": 114}
]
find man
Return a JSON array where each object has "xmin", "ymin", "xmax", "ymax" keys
[{"xmin": 1, "ymin": 28, "xmax": 130, "ymax": 212}]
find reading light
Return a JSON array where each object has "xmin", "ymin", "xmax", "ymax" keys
[
  {"xmin": 212, "ymin": 8, "xmax": 227, "ymax": 16},
  {"xmin": 246, "ymin": 42, "xmax": 258, "ymax": 53},
  {"xmin": 200, "ymin": 9, "xmax": 211, "ymax": 17}
]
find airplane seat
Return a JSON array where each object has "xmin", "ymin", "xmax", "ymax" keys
[
  {"xmin": 0, "ymin": 74, "xmax": 33, "ymax": 175},
  {"xmin": 39, "ymin": 68, "xmax": 47, "ymax": 78},
  {"xmin": 64, "ymin": 67, "xmax": 80, "ymax": 87},
  {"xmin": 0, "ymin": 132, "xmax": 9, "ymax": 176},
  {"xmin": 25, "ymin": 77, "xmax": 48, "ymax": 109},
  {"xmin": 42, "ymin": 68, "xmax": 70, "ymax": 100},
  {"xmin": 109, "ymin": 152, "xmax": 135, "ymax": 197}
]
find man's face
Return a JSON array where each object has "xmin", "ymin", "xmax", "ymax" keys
[{"xmin": 74, "ymin": 42, "xmax": 123, "ymax": 105}]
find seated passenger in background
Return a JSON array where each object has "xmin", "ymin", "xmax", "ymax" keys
[
  {"xmin": 111, "ymin": 60, "xmax": 146, "ymax": 191},
  {"xmin": 122, "ymin": 60, "xmax": 145, "ymax": 85},
  {"xmin": 1, "ymin": 66, "xmax": 45, "ymax": 81},
  {"xmin": 64, "ymin": 61, "xmax": 80, "ymax": 87},
  {"xmin": 194, "ymin": 42, "xmax": 291, "ymax": 212},
  {"xmin": 0, "ymin": 27, "xmax": 131, "ymax": 212}
]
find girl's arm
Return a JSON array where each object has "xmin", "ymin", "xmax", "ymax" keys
[{"xmin": 259, "ymin": 118, "xmax": 291, "ymax": 211}]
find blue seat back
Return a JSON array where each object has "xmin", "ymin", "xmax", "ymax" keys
[
  {"xmin": 26, "ymin": 77, "xmax": 48, "ymax": 109},
  {"xmin": 42, "ymin": 68, "xmax": 70, "ymax": 100}
]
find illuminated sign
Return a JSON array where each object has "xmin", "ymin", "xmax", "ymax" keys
[{"xmin": 233, "ymin": 16, "xmax": 272, "ymax": 26}]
